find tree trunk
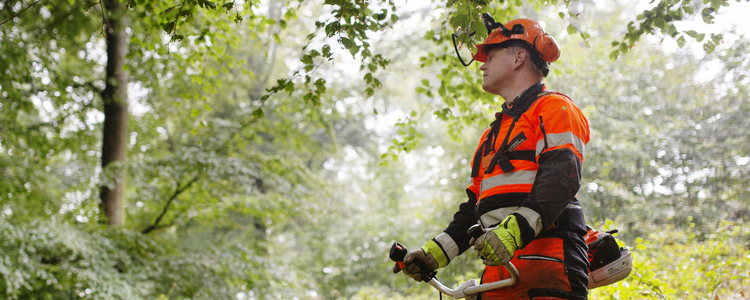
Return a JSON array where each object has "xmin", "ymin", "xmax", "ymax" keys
[{"xmin": 100, "ymin": 0, "xmax": 129, "ymax": 226}]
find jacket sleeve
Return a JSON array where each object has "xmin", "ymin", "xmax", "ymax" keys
[
  {"xmin": 514, "ymin": 96, "xmax": 590, "ymax": 246},
  {"xmin": 440, "ymin": 188, "xmax": 479, "ymax": 256}
]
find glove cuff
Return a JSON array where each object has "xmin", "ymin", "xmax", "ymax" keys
[
  {"xmin": 422, "ymin": 235, "xmax": 455, "ymax": 268},
  {"xmin": 498, "ymin": 215, "xmax": 524, "ymax": 252}
]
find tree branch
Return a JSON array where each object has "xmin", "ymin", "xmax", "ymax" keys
[
  {"xmin": 0, "ymin": 0, "xmax": 43, "ymax": 27},
  {"xmin": 141, "ymin": 175, "xmax": 201, "ymax": 234}
]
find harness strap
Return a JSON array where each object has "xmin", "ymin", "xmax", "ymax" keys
[{"xmin": 471, "ymin": 83, "xmax": 553, "ymax": 178}]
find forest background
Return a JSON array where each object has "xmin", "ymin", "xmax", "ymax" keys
[{"xmin": 1, "ymin": 0, "xmax": 749, "ymax": 299}]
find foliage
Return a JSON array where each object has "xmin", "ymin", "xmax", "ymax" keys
[
  {"xmin": 612, "ymin": 0, "xmax": 735, "ymax": 59},
  {"xmin": 591, "ymin": 220, "xmax": 750, "ymax": 299},
  {"xmin": 1, "ymin": 0, "xmax": 749, "ymax": 299},
  {"xmin": 0, "ymin": 218, "xmax": 282, "ymax": 300}
]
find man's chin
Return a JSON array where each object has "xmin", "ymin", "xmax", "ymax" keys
[{"xmin": 481, "ymin": 84, "xmax": 494, "ymax": 94}]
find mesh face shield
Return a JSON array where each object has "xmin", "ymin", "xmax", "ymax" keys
[{"xmin": 451, "ymin": 15, "xmax": 559, "ymax": 76}]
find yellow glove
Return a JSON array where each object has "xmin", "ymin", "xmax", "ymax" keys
[{"xmin": 473, "ymin": 215, "xmax": 524, "ymax": 266}]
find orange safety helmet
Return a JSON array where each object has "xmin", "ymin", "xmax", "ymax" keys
[{"xmin": 473, "ymin": 18, "xmax": 561, "ymax": 66}]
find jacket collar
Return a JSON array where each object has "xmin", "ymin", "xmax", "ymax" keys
[{"xmin": 499, "ymin": 82, "xmax": 545, "ymax": 118}]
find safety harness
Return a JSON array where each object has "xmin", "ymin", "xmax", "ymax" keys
[{"xmin": 471, "ymin": 83, "xmax": 559, "ymax": 178}]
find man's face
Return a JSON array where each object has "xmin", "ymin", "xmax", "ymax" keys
[{"xmin": 480, "ymin": 47, "xmax": 513, "ymax": 96}]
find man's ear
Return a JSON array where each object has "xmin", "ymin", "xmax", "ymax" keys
[{"xmin": 512, "ymin": 49, "xmax": 527, "ymax": 70}]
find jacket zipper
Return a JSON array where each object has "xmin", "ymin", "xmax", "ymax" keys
[{"xmin": 517, "ymin": 254, "xmax": 564, "ymax": 263}]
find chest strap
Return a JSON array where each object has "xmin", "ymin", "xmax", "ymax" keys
[{"xmin": 471, "ymin": 83, "xmax": 549, "ymax": 177}]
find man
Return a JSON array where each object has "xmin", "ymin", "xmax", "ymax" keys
[{"xmin": 394, "ymin": 18, "xmax": 591, "ymax": 300}]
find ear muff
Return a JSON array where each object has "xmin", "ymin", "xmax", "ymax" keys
[{"xmin": 533, "ymin": 33, "xmax": 560, "ymax": 63}]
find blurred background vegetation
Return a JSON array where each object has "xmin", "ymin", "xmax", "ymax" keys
[{"xmin": 1, "ymin": 0, "xmax": 748, "ymax": 299}]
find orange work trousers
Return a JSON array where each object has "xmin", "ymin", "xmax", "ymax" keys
[{"xmin": 478, "ymin": 235, "xmax": 589, "ymax": 300}]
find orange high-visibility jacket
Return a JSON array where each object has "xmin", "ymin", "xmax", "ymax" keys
[{"xmin": 429, "ymin": 83, "xmax": 590, "ymax": 264}]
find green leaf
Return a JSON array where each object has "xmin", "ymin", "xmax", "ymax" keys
[
  {"xmin": 609, "ymin": 49, "xmax": 620, "ymax": 61},
  {"xmin": 68, "ymin": 0, "xmax": 75, "ymax": 4},
  {"xmin": 375, "ymin": 9, "xmax": 388, "ymax": 21},
  {"xmin": 325, "ymin": 22, "xmax": 341, "ymax": 37},
  {"xmin": 451, "ymin": 13, "xmax": 468, "ymax": 30},
  {"xmin": 711, "ymin": 0, "xmax": 721, "ymax": 10},
  {"xmin": 703, "ymin": 41, "xmax": 716, "ymax": 53},
  {"xmin": 203, "ymin": 104, "xmax": 213, "ymax": 112},
  {"xmin": 284, "ymin": 82, "xmax": 295, "ymax": 94},
  {"xmin": 162, "ymin": 22, "xmax": 176, "ymax": 33},
  {"xmin": 191, "ymin": 108, "xmax": 200, "ymax": 117},
  {"xmin": 252, "ymin": 108, "xmax": 264, "ymax": 119},
  {"xmin": 654, "ymin": 16, "xmax": 666, "ymax": 30},
  {"xmin": 702, "ymin": 8, "xmax": 715, "ymax": 24},
  {"xmin": 668, "ymin": 24, "xmax": 678, "ymax": 36},
  {"xmin": 677, "ymin": 35, "xmax": 686, "ymax": 48},
  {"xmin": 711, "ymin": 33, "xmax": 722, "ymax": 44},
  {"xmin": 619, "ymin": 42, "xmax": 629, "ymax": 54},
  {"xmin": 567, "ymin": 24, "xmax": 577, "ymax": 35},
  {"xmin": 340, "ymin": 37, "xmax": 353, "ymax": 49}
]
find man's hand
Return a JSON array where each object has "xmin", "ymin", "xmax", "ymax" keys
[
  {"xmin": 391, "ymin": 248, "xmax": 439, "ymax": 281},
  {"xmin": 473, "ymin": 215, "xmax": 524, "ymax": 266},
  {"xmin": 392, "ymin": 239, "xmax": 447, "ymax": 282}
]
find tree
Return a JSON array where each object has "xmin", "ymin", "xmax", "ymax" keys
[{"xmin": 99, "ymin": 0, "xmax": 129, "ymax": 225}]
